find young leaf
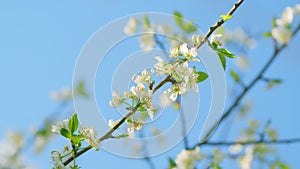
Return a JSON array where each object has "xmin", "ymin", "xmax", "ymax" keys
[
  {"xmin": 272, "ymin": 16, "xmax": 277, "ymax": 28},
  {"xmin": 76, "ymin": 81, "xmax": 88, "ymax": 97},
  {"xmin": 263, "ymin": 32, "xmax": 272, "ymax": 37},
  {"xmin": 68, "ymin": 114, "xmax": 79, "ymax": 134},
  {"xmin": 220, "ymin": 14, "xmax": 232, "ymax": 21},
  {"xmin": 174, "ymin": 11, "xmax": 184, "ymax": 26},
  {"xmin": 60, "ymin": 128, "xmax": 71, "ymax": 138},
  {"xmin": 217, "ymin": 53, "xmax": 227, "ymax": 70},
  {"xmin": 213, "ymin": 165, "xmax": 222, "ymax": 169},
  {"xmin": 184, "ymin": 21, "xmax": 197, "ymax": 33},
  {"xmin": 168, "ymin": 158, "xmax": 176, "ymax": 169},
  {"xmin": 196, "ymin": 71, "xmax": 209, "ymax": 83},
  {"xmin": 216, "ymin": 48, "xmax": 236, "ymax": 58},
  {"xmin": 72, "ymin": 135, "xmax": 82, "ymax": 145},
  {"xmin": 266, "ymin": 79, "xmax": 282, "ymax": 89},
  {"xmin": 143, "ymin": 15, "xmax": 150, "ymax": 28},
  {"xmin": 230, "ymin": 70, "xmax": 240, "ymax": 82},
  {"xmin": 173, "ymin": 11, "xmax": 197, "ymax": 33},
  {"xmin": 211, "ymin": 42, "xmax": 218, "ymax": 50}
]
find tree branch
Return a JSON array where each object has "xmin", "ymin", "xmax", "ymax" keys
[
  {"xmin": 198, "ymin": 23, "xmax": 300, "ymax": 144},
  {"xmin": 196, "ymin": 138, "xmax": 300, "ymax": 147},
  {"xmin": 63, "ymin": 75, "xmax": 172, "ymax": 166},
  {"xmin": 196, "ymin": 0, "xmax": 245, "ymax": 49}
]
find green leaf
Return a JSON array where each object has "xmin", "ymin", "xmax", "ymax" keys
[
  {"xmin": 213, "ymin": 164, "xmax": 222, "ymax": 169},
  {"xmin": 230, "ymin": 70, "xmax": 240, "ymax": 82},
  {"xmin": 76, "ymin": 81, "xmax": 88, "ymax": 97},
  {"xmin": 174, "ymin": 11, "xmax": 197, "ymax": 33},
  {"xmin": 263, "ymin": 32, "xmax": 272, "ymax": 37},
  {"xmin": 60, "ymin": 128, "xmax": 71, "ymax": 138},
  {"xmin": 280, "ymin": 164, "xmax": 291, "ymax": 169},
  {"xmin": 72, "ymin": 134, "xmax": 82, "ymax": 145},
  {"xmin": 174, "ymin": 12, "xmax": 184, "ymax": 26},
  {"xmin": 143, "ymin": 15, "xmax": 150, "ymax": 28},
  {"xmin": 70, "ymin": 165, "xmax": 80, "ymax": 169},
  {"xmin": 272, "ymin": 16, "xmax": 277, "ymax": 28},
  {"xmin": 211, "ymin": 42, "xmax": 218, "ymax": 50},
  {"xmin": 68, "ymin": 114, "xmax": 79, "ymax": 134},
  {"xmin": 266, "ymin": 79, "xmax": 282, "ymax": 89},
  {"xmin": 220, "ymin": 14, "xmax": 232, "ymax": 21},
  {"xmin": 217, "ymin": 53, "xmax": 227, "ymax": 70},
  {"xmin": 216, "ymin": 48, "xmax": 236, "ymax": 58},
  {"xmin": 184, "ymin": 21, "xmax": 197, "ymax": 33},
  {"xmin": 196, "ymin": 71, "xmax": 208, "ymax": 83},
  {"xmin": 168, "ymin": 158, "xmax": 176, "ymax": 169}
]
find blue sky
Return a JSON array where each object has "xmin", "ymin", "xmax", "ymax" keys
[{"xmin": 1, "ymin": 0, "xmax": 300, "ymax": 168}]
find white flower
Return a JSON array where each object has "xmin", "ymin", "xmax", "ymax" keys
[
  {"xmin": 238, "ymin": 145, "xmax": 254, "ymax": 169},
  {"xmin": 294, "ymin": 4, "xmax": 300, "ymax": 14},
  {"xmin": 235, "ymin": 56, "xmax": 249, "ymax": 71},
  {"xmin": 34, "ymin": 135, "xmax": 47, "ymax": 153},
  {"xmin": 159, "ymin": 93, "xmax": 173, "ymax": 108},
  {"xmin": 140, "ymin": 34, "xmax": 156, "ymax": 51},
  {"xmin": 127, "ymin": 121, "xmax": 143, "ymax": 137},
  {"xmin": 124, "ymin": 18, "xmax": 138, "ymax": 35},
  {"xmin": 164, "ymin": 85, "xmax": 186, "ymax": 101},
  {"xmin": 154, "ymin": 56, "xmax": 174, "ymax": 76},
  {"xmin": 157, "ymin": 25, "xmax": 172, "ymax": 34},
  {"xmin": 51, "ymin": 119, "xmax": 69, "ymax": 134},
  {"xmin": 108, "ymin": 119, "xmax": 120, "ymax": 129},
  {"xmin": 0, "ymin": 131, "xmax": 31, "ymax": 168},
  {"xmin": 175, "ymin": 147, "xmax": 205, "ymax": 169},
  {"xmin": 182, "ymin": 68, "xmax": 199, "ymax": 92},
  {"xmin": 229, "ymin": 144, "xmax": 243, "ymax": 154},
  {"xmin": 79, "ymin": 126, "xmax": 99, "ymax": 151},
  {"xmin": 211, "ymin": 33, "xmax": 223, "ymax": 46},
  {"xmin": 132, "ymin": 69, "xmax": 154, "ymax": 84},
  {"xmin": 271, "ymin": 27, "xmax": 292, "ymax": 44},
  {"xmin": 170, "ymin": 47, "xmax": 179, "ymax": 58},
  {"xmin": 51, "ymin": 151, "xmax": 66, "ymax": 169},
  {"xmin": 276, "ymin": 6, "xmax": 294, "ymax": 26},
  {"xmin": 179, "ymin": 43, "xmax": 199, "ymax": 61},
  {"xmin": 50, "ymin": 87, "xmax": 73, "ymax": 102},
  {"xmin": 146, "ymin": 105, "xmax": 157, "ymax": 120},
  {"xmin": 109, "ymin": 91, "xmax": 123, "ymax": 108},
  {"xmin": 192, "ymin": 34, "xmax": 203, "ymax": 45},
  {"xmin": 0, "ymin": 136, "xmax": 19, "ymax": 166}
]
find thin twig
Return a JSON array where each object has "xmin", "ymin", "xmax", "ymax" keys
[
  {"xmin": 177, "ymin": 96, "xmax": 189, "ymax": 149},
  {"xmin": 196, "ymin": 138, "xmax": 300, "ymax": 147},
  {"xmin": 196, "ymin": 0, "xmax": 245, "ymax": 49},
  {"xmin": 140, "ymin": 131, "xmax": 156, "ymax": 169},
  {"xmin": 199, "ymin": 23, "xmax": 300, "ymax": 144}
]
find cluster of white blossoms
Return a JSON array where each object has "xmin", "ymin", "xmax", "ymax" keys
[
  {"xmin": 238, "ymin": 146, "xmax": 254, "ymax": 169},
  {"xmin": 109, "ymin": 69, "xmax": 157, "ymax": 135},
  {"xmin": 78, "ymin": 126, "xmax": 99, "ymax": 151},
  {"xmin": 154, "ymin": 43, "xmax": 200, "ymax": 101},
  {"xmin": 51, "ymin": 119, "xmax": 99, "ymax": 150},
  {"xmin": 0, "ymin": 131, "xmax": 29, "ymax": 168},
  {"xmin": 124, "ymin": 17, "xmax": 156, "ymax": 51},
  {"xmin": 272, "ymin": 4, "xmax": 300, "ymax": 44},
  {"xmin": 222, "ymin": 27, "xmax": 256, "ymax": 49},
  {"xmin": 51, "ymin": 119, "xmax": 69, "ymax": 134},
  {"xmin": 173, "ymin": 147, "xmax": 205, "ymax": 169},
  {"xmin": 51, "ymin": 151, "xmax": 66, "ymax": 169},
  {"xmin": 211, "ymin": 33, "xmax": 223, "ymax": 46},
  {"xmin": 109, "ymin": 33, "xmax": 205, "ymax": 136},
  {"xmin": 123, "ymin": 18, "xmax": 138, "ymax": 35},
  {"xmin": 50, "ymin": 86, "xmax": 73, "ymax": 102},
  {"xmin": 124, "ymin": 16, "xmax": 192, "ymax": 51}
]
